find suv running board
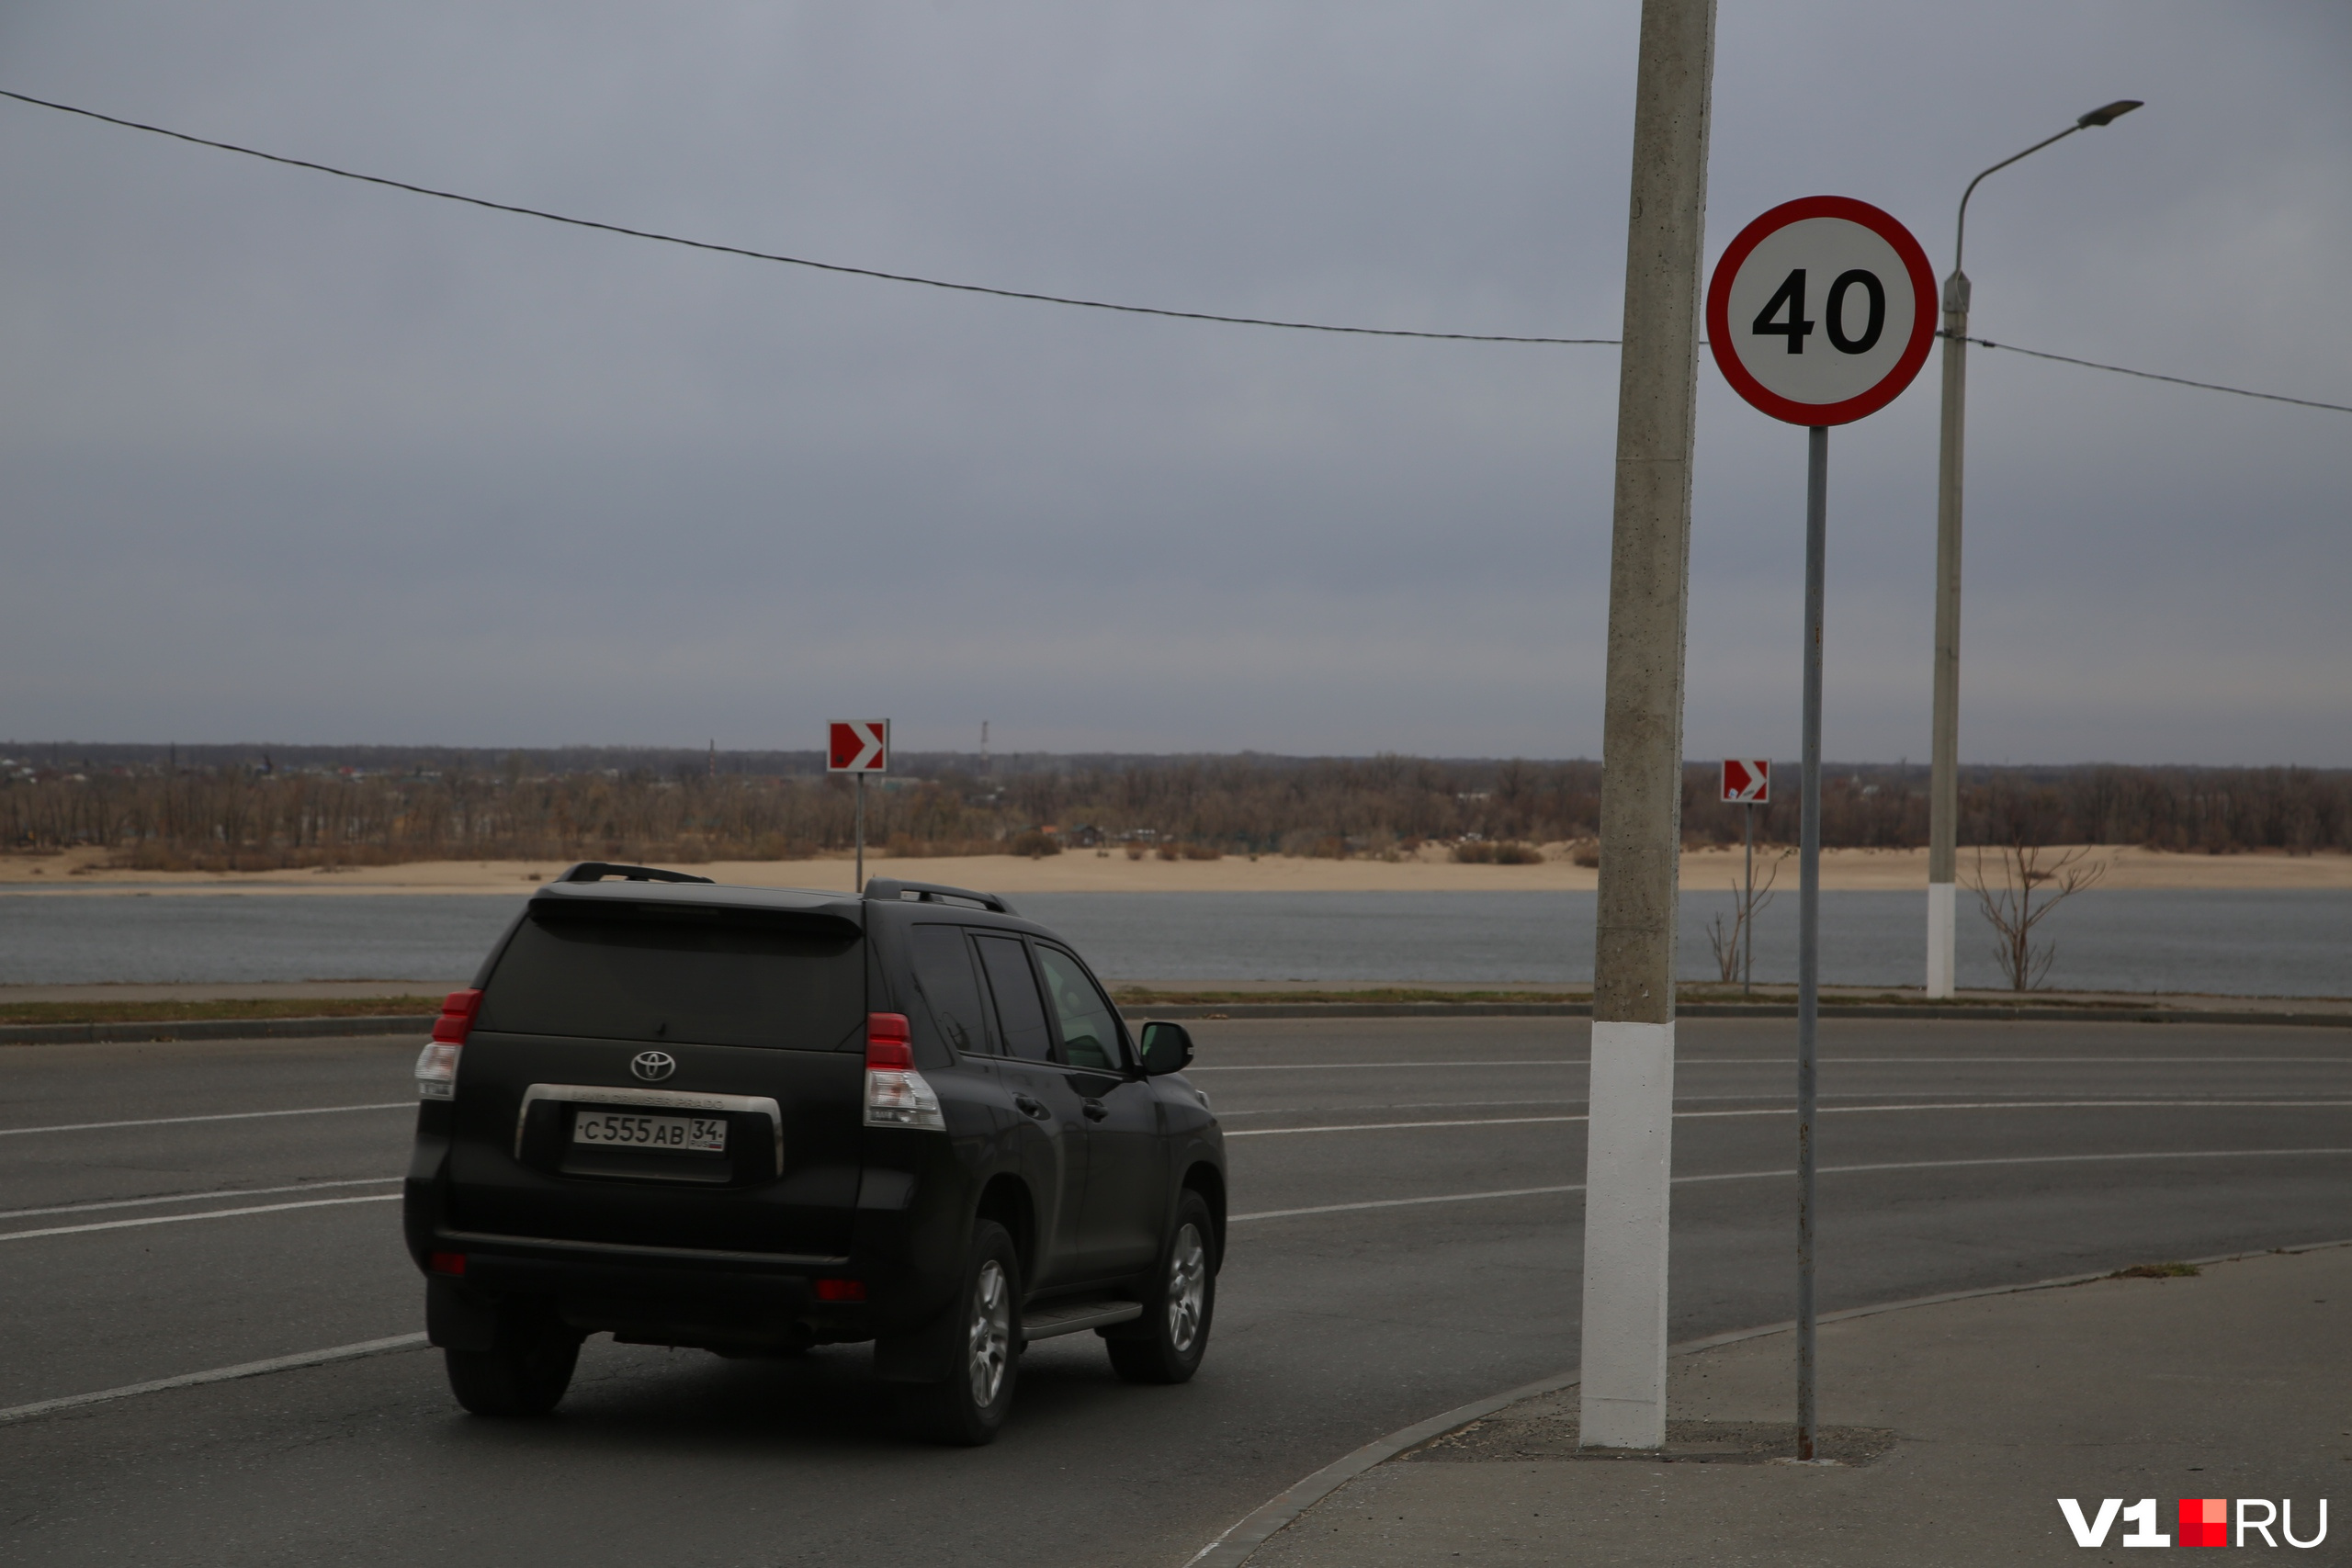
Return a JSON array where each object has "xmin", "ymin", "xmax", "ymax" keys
[{"xmin": 1022, "ymin": 1299, "xmax": 1145, "ymax": 1341}]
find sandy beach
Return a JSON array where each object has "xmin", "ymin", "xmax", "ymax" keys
[{"xmin": 4, "ymin": 843, "xmax": 2348, "ymax": 896}]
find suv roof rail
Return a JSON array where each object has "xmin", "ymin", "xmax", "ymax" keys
[
  {"xmin": 864, "ymin": 877, "xmax": 1015, "ymax": 915},
  {"xmin": 559, "ymin": 861, "xmax": 717, "ymax": 885}
]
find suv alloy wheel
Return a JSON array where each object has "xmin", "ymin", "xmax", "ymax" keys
[
  {"xmin": 898, "ymin": 1220, "xmax": 1023, "ymax": 1445},
  {"xmin": 1106, "ymin": 1190, "xmax": 1216, "ymax": 1384}
]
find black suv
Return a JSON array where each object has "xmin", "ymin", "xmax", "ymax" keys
[{"xmin": 402, "ymin": 863, "xmax": 1224, "ymax": 1444}]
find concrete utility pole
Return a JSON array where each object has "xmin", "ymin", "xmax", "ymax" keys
[
  {"xmin": 1927, "ymin": 99, "xmax": 2141, "ymax": 998},
  {"xmin": 1581, "ymin": 0, "xmax": 1716, "ymax": 1453}
]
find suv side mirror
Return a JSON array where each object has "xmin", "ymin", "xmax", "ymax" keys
[{"xmin": 1138, "ymin": 1021, "xmax": 1193, "ymax": 1077}]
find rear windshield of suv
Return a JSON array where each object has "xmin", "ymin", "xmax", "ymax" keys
[{"xmin": 477, "ymin": 901, "xmax": 865, "ymax": 1051}]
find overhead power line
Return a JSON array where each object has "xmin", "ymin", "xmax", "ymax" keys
[
  {"xmin": 2, "ymin": 85, "xmax": 2346, "ymax": 417},
  {"xmin": 0, "ymin": 88, "xmax": 1602, "ymax": 345},
  {"xmin": 1951, "ymin": 334, "xmax": 2352, "ymax": 416}
]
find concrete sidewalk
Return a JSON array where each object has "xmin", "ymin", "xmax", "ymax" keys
[{"xmin": 1243, "ymin": 1245, "xmax": 2349, "ymax": 1565}]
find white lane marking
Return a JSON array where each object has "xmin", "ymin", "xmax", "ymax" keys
[
  {"xmin": 0, "ymin": 1102, "xmax": 411, "ymax": 1138},
  {"xmin": 1230, "ymin": 1114, "xmax": 1578, "ymax": 1137},
  {"xmin": 1226, "ymin": 1100, "xmax": 2352, "ymax": 1137},
  {"xmin": 1227, "ymin": 1147, "xmax": 2352, "ymax": 1222},
  {"xmin": 0, "ymin": 1177, "xmax": 401, "ymax": 1222},
  {"xmin": 1212, "ymin": 1092, "xmax": 2348, "ymax": 1118},
  {"xmin": 0, "ymin": 1333, "xmax": 428, "ymax": 1427},
  {"xmin": 1678, "ymin": 1147, "xmax": 2352, "ymax": 1184},
  {"xmin": 1694, "ymin": 1056, "xmax": 2352, "ymax": 1065},
  {"xmin": 1700, "ymin": 1099, "xmax": 2352, "ymax": 1118},
  {"xmin": 1216, "ymin": 1099, "xmax": 1585, "ymax": 1116},
  {"xmin": 1193, "ymin": 1056, "xmax": 2352, "ymax": 1071},
  {"xmin": 1191, "ymin": 1061, "xmax": 1573, "ymax": 1072},
  {"xmin": 0, "ymin": 1192, "xmax": 401, "ymax": 1242},
  {"xmin": 1232, "ymin": 1183, "xmax": 1584, "ymax": 1222}
]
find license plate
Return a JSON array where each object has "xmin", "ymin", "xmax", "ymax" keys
[{"xmin": 571, "ymin": 1110, "xmax": 729, "ymax": 1154}]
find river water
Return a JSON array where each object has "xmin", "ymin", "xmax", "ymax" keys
[{"xmin": 3, "ymin": 887, "xmax": 2346, "ymax": 998}]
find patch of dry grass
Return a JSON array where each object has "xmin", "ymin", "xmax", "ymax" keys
[{"xmin": 0, "ymin": 997, "xmax": 441, "ymax": 1027}]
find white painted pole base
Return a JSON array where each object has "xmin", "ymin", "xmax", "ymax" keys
[
  {"xmin": 1926, "ymin": 881, "xmax": 1957, "ymax": 999},
  {"xmin": 1578, "ymin": 1019, "xmax": 1675, "ymax": 1450}
]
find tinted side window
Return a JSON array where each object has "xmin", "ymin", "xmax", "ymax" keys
[
  {"xmin": 910, "ymin": 925, "xmax": 991, "ymax": 1056},
  {"xmin": 478, "ymin": 904, "xmax": 864, "ymax": 1050},
  {"xmin": 974, "ymin": 935, "xmax": 1054, "ymax": 1062},
  {"xmin": 1035, "ymin": 946, "xmax": 1125, "ymax": 1072}
]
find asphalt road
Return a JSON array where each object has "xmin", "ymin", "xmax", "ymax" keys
[{"xmin": 2, "ymin": 1017, "xmax": 2347, "ymax": 1566}]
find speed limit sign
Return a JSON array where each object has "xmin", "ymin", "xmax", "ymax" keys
[
  {"xmin": 1708, "ymin": 198, "xmax": 1937, "ymax": 1401},
  {"xmin": 1706, "ymin": 196, "xmax": 1936, "ymax": 425}
]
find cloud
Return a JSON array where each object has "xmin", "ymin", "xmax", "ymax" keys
[{"xmin": 0, "ymin": 0, "xmax": 2346, "ymax": 761}]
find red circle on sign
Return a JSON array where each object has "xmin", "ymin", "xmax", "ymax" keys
[{"xmin": 1706, "ymin": 195, "xmax": 1937, "ymax": 426}]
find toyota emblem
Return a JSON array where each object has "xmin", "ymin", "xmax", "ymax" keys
[{"xmin": 630, "ymin": 1050, "xmax": 677, "ymax": 1082}]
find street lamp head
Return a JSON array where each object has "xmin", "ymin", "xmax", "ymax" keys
[
  {"xmin": 1954, "ymin": 98, "xmax": 2144, "ymax": 290},
  {"xmin": 2076, "ymin": 99, "xmax": 2143, "ymax": 129}
]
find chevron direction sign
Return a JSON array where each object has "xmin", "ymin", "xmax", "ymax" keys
[
  {"xmin": 1721, "ymin": 759, "xmax": 1770, "ymax": 804},
  {"xmin": 827, "ymin": 720, "xmax": 889, "ymax": 773}
]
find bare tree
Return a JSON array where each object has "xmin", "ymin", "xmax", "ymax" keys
[
  {"xmin": 1966, "ymin": 840, "xmax": 2107, "ymax": 991},
  {"xmin": 1704, "ymin": 852, "xmax": 1782, "ymax": 986}
]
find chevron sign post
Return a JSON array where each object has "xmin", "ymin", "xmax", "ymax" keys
[
  {"xmin": 828, "ymin": 720, "xmax": 889, "ymax": 892},
  {"xmin": 1721, "ymin": 757, "xmax": 1769, "ymax": 1001}
]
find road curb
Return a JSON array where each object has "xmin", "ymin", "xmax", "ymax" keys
[
  {"xmin": 0, "ymin": 1013, "xmax": 434, "ymax": 1046},
  {"xmin": 1181, "ymin": 1236, "xmax": 2352, "ymax": 1568},
  {"xmin": 1126, "ymin": 1000, "xmax": 2352, "ymax": 1027}
]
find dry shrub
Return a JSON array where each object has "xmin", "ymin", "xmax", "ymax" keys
[
  {"xmin": 748, "ymin": 835, "xmax": 820, "ymax": 861},
  {"xmin": 1008, "ymin": 829, "xmax": 1061, "ymax": 859},
  {"xmin": 112, "ymin": 843, "xmax": 409, "ymax": 874},
  {"xmin": 1180, "ymin": 842, "xmax": 1223, "ymax": 861},
  {"xmin": 883, "ymin": 838, "xmax": 1002, "ymax": 859},
  {"xmin": 1453, "ymin": 840, "xmax": 1542, "ymax": 865},
  {"xmin": 1571, "ymin": 841, "xmax": 1600, "ymax": 868},
  {"xmin": 1124, "ymin": 842, "xmax": 1147, "ymax": 861}
]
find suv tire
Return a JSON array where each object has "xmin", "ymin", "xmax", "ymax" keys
[
  {"xmin": 1106, "ymin": 1190, "xmax": 1215, "ymax": 1385},
  {"xmin": 896, "ymin": 1219, "xmax": 1021, "ymax": 1446},
  {"xmin": 445, "ymin": 1313, "xmax": 583, "ymax": 1417}
]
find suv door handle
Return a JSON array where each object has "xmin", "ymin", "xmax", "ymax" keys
[
  {"xmin": 1013, "ymin": 1094, "xmax": 1051, "ymax": 1120},
  {"xmin": 1081, "ymin": 1099, "xmax": 1108, "ymax": 1122}
]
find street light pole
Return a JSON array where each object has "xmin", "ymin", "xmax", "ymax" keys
[{"xmin": 1926, "ymin": 99, "xmax": 2141, "ymax": 998}]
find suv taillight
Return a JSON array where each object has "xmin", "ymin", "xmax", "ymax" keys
[
  {"xmin": 864, "ymin": 1011, "xmax": 944, "ymax": 1130},
  {"xmin": 414, "ymin": 987, "xmax": 481, "ymax": 1100}
]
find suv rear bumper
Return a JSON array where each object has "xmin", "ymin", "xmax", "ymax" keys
[
  {"xmin": 424, "ymin": 1228, "xmax": 875, "ymax": 1352},
  {"xmin": 437, "ymin": 1226, "xmax": 850, "ymax": 1273}
]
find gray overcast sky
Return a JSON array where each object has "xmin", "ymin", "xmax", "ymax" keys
[{"xmin": 2, "ymin": 3, "xmax": 2346, "ymax": 763}]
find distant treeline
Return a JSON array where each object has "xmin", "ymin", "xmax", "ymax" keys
[{"xmin": 2, "ymin": 744, "xmax": 2346, "ymax": 871}]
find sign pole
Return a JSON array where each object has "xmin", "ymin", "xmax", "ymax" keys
[
  {"xmin": 1742, "ymin": 804, "xmax": 1755, "ymax": 996},
  {"xmin": 830, "ymin": 719, "xmax": 889, "ymax": 894},
  {"xmin": 1796, "ymin": 423, "xmax": 1827, "ymax": 1461},
  {"xmin": 1705, "ymin": 191, "xmax": 1932, "ymax": 1468}
]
